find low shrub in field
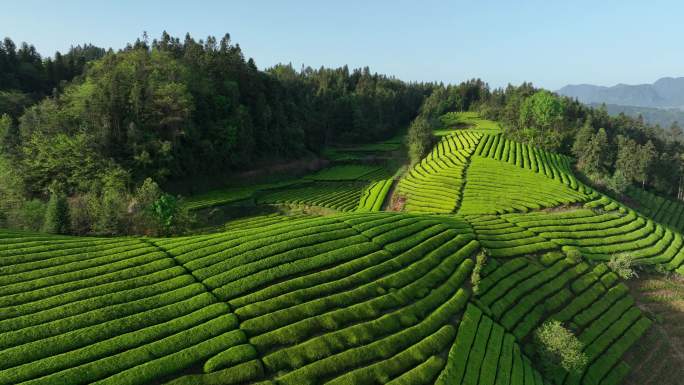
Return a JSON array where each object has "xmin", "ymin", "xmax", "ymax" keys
[
  {"xmin": 564, "ymin": 246, "xmax": 584, "ymax": 264},
  {"xmin": 471, "ymin": 252, "xmax": 487, "ymax": 295},
  {"xmin": 534, "ymin": 320, "xmax": 587, "ymax": 375},
  {"xmin": 607, "ymin": 253, "xmax": 638, "ymax": 280}
]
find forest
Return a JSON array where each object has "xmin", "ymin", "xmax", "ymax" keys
[
  {"xmin": 0, "ymin": 32, "xmax": 429, "ymax": 234},
  {"xmin": 2, "ymin": 32, "xmax": 684, "ymax": 236}
]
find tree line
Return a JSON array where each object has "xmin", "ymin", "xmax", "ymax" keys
[
  {"xmin": 0, "ymin": 37, "xmax": 106, "ymax": 117},
  {"xmin": 419, "ymin": 81, "xmax": 684, "ymax": 199},
  {"xmin": 4, "ymin": 32, "xmax": 682, "ymax": 236},
  {"xmin": 0, "ymin": 32, "xmax": 430, "ymax": 235},
  {"xmin": 406, "ymin": 79, "xmax": 488, "ymax": 164}
]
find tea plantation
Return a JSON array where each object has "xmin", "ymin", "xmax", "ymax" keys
[{"xmin": 2, "ymin": 117, "xmax": 682, "ymax": 384}]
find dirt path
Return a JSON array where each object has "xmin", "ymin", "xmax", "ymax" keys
[{"xmin": 380, "ymin": 178, "xmax": 402, "ymax": 211}]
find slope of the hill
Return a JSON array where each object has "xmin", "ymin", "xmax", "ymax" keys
[
  {"xmin": 181, "ymin": 134, "xmax": 403, "ymax": 224},
  {"xmin": 0, "ymin": 211, "xmax": 652, "ymax": 385},
  {"xmin": 622, "ymin": 273, "xmax": 684, "ymax": 385},
  {"xmin": 1, "ymin": 114, "xmax": 679, "ymax": 385}
]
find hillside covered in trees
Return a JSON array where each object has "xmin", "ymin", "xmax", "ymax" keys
[
  {"xmin": 0, "ymin": 32, "xmax": 429, "ymax": 234},
  {"xmin": 2, "ymin": 33, "xmax": 684, "ymax": 237}
]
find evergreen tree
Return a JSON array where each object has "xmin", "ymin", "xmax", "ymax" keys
[
  {"xmin": 572, "ymin": 119, "xmax": 594, "ymax": 159},
  {"xmin": 407, "ymin": 116, "xmax": 434, "ymax": 165},
  {"xmin": 607, "ymin": 169, "xmax": 630, "ymax": 195},
  {"xmin": 42, "ymin": 192, "xmax": 70, "ymax": 234},
  {"xmin": 615, "ymin": 135, "xmax": 639, "ymax": 183},
  {"xmin": 636, "ymin": 141, "xmax": 656, "ymax": 189},
  {"xmin": 0, "ymin": 113, "xmax": 13, "ymax": 153},
  {"xmin": 669, "ymin": 121, "xmax": 682, "ymax": 142},
  {"xmin": 581, "ymin": 128, "xmax": 609, "ymax": 176}
]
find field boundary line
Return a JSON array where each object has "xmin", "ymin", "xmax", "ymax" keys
[
  {"xmin": 452, "ymin": 147, "xmax": 477, "ymax": 214},
  {"xmin": 139, "ymin": 238, "xmax": 224, "ymax": 305}
]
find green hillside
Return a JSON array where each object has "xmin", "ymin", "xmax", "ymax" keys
[{"xmin": 2, "ymin": 116, "xmax": 682, "ymax": 385}]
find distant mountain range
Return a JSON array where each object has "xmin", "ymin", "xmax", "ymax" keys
[
  {"xmin": 558, "ymin": 77, "xmax": 684, "ymax": 109},
  {"xmin": 592, "ymin": 104, "xmax": 684, "ymax": 128},
  {"xmin": 557, "ymin": 77, "xmax": 684, "ymax": 127}
]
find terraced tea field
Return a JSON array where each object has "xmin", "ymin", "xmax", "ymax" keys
[
  {"xmin": 183, "ymin": 137, "xmax": 400, "ymax": 215},
  {"xmin": 626, "ymin": 186, "xmax": 684, "ymax": 233},
  {"xmin": 396, "ymin": 131, "xmax": 481, "ymax": 213},
  {"xmin": 256, "ymin": 182, "xmax": 364, "ymax": 212},
  {"xmin": 622, "ymin": 274, "xmax": 684, "ymax": 385},
  {"xmin": 1, "ymin": 116, "xmax": 681, "ymax": 384}
]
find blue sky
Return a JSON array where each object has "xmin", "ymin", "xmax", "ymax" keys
[{"xmin": 2, "ymin": 0, "xmax": 682, "ymax": 90}]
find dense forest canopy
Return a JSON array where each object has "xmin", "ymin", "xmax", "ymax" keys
[
  {"xmin": 0, "ymin": 32, "xmax": 429, "ymax": 234},
  {"xmin": 0, "ymin": 38, "xmax": 106, "ymax": 117},
  {"xmin": 1, "ymin": 32, "xmax": 429, "ymax": 194},
  {"xmin": 2, "ymin": 32, "xmax": 684, "ymax": 236}
]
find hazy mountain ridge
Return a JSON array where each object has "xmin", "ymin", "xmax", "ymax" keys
[
  {"xmin": 558, "ymin": 77, "xmax": 684, "ymax": 109},
  {"xmin": 592, "ymin": 103, "xmax": 684, "ymax": 128}
]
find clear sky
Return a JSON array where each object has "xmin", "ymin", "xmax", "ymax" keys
[{"xmin": 2, "ymin": 0, "xmax": 682, "ymax": 90}]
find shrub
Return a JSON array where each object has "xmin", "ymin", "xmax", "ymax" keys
[
  {"xmin": 68, "ymin": 194, "xmax": 99, "ymax": 235},
  {"xmin": 534, "ymin": 320, "xmax": 587, "ymax": 375},
  {"xmin": 564, "ymin": 247, "xmax": 584, "ymax": 264},
  {"xmin": 15, "ymin": 199, "xmax": 47, "ymax": 231},
  {"xmin": 130, "ymin": 178, "xmax": 163, "ymax": 234},
  {"xmin": 607, "ymin": 253, "xmax": 638, "ymax": 280},
  {"xmin": 92, "ymin": 187, "xmax": 129, "ymax": 235},
  {"xmin": 42, "ymin": 192, "xmax": 70, "ymax": 234},
  {"xmin": 407, "ymin": 116, "xmax": 435, "ymax": 165},
  {"xmin": 135, "ymin": 177, "xmax": 163, "ymax": 207}
]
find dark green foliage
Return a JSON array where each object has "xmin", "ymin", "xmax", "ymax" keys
[
  {"xmin": 572, "ymin": 120, "xmax": 594, "ymax": 159},
  {"xmin": 606, "ymin": 169, "xmax": 630, "ymax": 195},
  {"xmin": 0, "ymin": 114, "xmax": 14, "ymax": 153},
  {"xmin": 407, "ymin": 116, "xmax": 435, "ymax": 165},
  {"xmin": 0, "ymin": 38, "xmax": 105, "ymax": 118},
  {"xmin": 151, "ymin": 193, "xmax": 184, "ymax": 235},
  {"xmin": 466, "ymin": 81, "xmax": 684, "ymax": 199},
  {"xmin": 581, "ymin": 128, "xmax": 610, "ymax": 176},
  {"xmin": 6, "ymin": 33, "xmax": 427, "ymax": 196},
  {"xmin": 518, "ymin": 90, "xmax": 565, "ymax": 150},
  {"xmin": 41, "ymin": 192, "xmax": 69, "ymax": 234},
  {"xmin": 0, "ymin": 32, "xmax": 431, "ymax": 236},
  {"xmin": 203, "ymin": 344, "xmax": 257, "ymax": 373}
]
